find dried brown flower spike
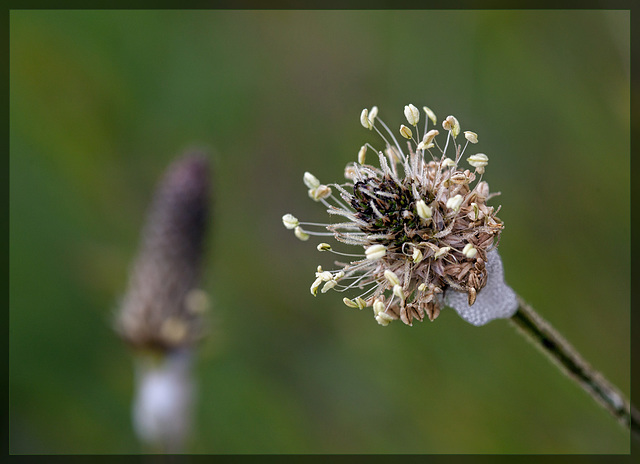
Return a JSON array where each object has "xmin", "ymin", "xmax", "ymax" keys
[
  {"xmin": 283, "ymin": 106, "xmax": 639, "ymax": 438},
  {"xmin": 283, "ymin": 105, "xmax": 517, "ymax": 327}
]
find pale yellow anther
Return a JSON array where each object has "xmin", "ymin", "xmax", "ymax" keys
[
  {"xmin": 317, "ymin": 271, "xmax": 333, "ymax": 281},
  {"xmin": 404, "ymin": 104, "xmax": 420, "ymax": 126},
  {"xmin": 423, "ymin": 106, "xmax": 437, "ymax": 126},
  {"xmin": 282, "ymin": 213, "xmax": 299, "ymax": 229},
  {"xmin": 360, "ymin": 108, "xmax": 373, "ymax": 130},
  {"xmin": 446, "ymin": 194, "xmax": 463, "ymax": 211},
  {"xmin": 355, "ymin": 297, "xmax": 367, "ymax": 309},
  {"xmin": 303, "ymin": 172, "xmax": 320, "ymax": 189},
  {"xmin": 418, "ymin": 283, "xmax": 428, "ymax": 292},
  {"xmin": 372, "ymin": 299, "xmax": 385, "ymax": 315},
  {"xmin": 321, "ymin": 280, "xmax": 337, "ymax": 293},
  {"xmin": 185, "ymin": 289, "xmax": 210, "ymax": 315},
  {"xmin": 343, "ymin": 297, "xmax": 359, "ymax": 308},
  {"xmin": 375, "ymin": 312, "xmax": 394, "ymax": 326},
  {"xmin": 358, "ymin": 145, "xmax": 367, "ymax": 164},
  {"xmin": 417, "ymin": 141, "xmax": 434, "ymax": 151},
  {"xmin": 384, "ymin": 269, "xmax": 401, "ymax": 287},
  {"xmin": 317, "ymin": 243, "xmax": 331, "ymax": 251},
  {"xmin": 415, "ymin": 199, "xmax": 432, "ymax": 220},
  {"xmin": 393, "ymin": 284, "xmax": 405, "ymax": 302},
  {"xmin": 400, "ymin": 124, "xmax": 413, "ymax": 139},
  {"xmin": 365, "ymin": 244, "xmax": 386, "ymax": 261},
  {"xmin": 412, "ymin": 247, "xmax": 423, "ymax": 263},
  {"xmin": 434, "ymin": 246, "xmax": 451, "ymax": 259},
  {"xmin": 333, "ymin": 271, "xmax": 345, "ymax": 280},
  {"xmin": 344, "ymin": 165, "xmax": 357, "ymax": 180},
  {"xmin": 464, "ymin": 131, "xmax": 478, "ymax": 144},
  {"xmin": 467, "ymin": 153, "xmax": 489, "ymax": 174},
  {"xmin": 294, "ymin": 226, "xmax": 309, "ymax": 241},
  {"xmin": 443, "ymin": 115, "xmax": 460, "ymax": 138},
  {"xmin": 441, "ymin": 157, "xmax": 456, "ymax": 168},
  {"xmin": 369, "ymin": 106, "xmax": 378, "ymax": 122},
  {"xmin": 470, "ymin": 202, "xmax": 480, "ymax": 221},
  {"xmin": 160, "ymin": 317, "xmax": 188, "ymax": 344},
  {"xmin": 309, "ymin": 185, "xmax": 332, "ymax": 201},
  {"xmin": 462, "ymin": 243, "xmax": 478, "ymax": 258},
  {"xmin": 310, "ymin": 277, "xmax": 323, "ymax": 296},
  {"xmin": 423, "ymin": 129, "xmax": 439, "ymax": 146}
]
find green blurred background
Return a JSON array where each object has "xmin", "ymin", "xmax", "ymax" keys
[{"xmin": 9, "ymin": 10, "xmax": 630, "ymax": 454}]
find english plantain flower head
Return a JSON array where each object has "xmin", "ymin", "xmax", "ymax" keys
[{"xmin": 283, "ymin": 105, "xmax": 518, "ymax": 327}]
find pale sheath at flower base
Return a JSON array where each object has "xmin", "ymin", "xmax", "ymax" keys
[{"xmin": 283, "ymin": 105, "xmax": 517, "ymax": 327}]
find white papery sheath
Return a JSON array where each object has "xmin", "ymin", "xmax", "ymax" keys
[{"xmin": 445, "ymin": 249, "xmax": 517, "ymax": 326}]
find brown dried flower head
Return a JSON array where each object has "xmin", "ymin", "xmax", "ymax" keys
[
  {"xmin": 283, "ymin": 105, "xmax": 505, "ymax": 327},
  {"xmin": 116, "ymin": 151, "xmax": 211, "ymax": 352}
]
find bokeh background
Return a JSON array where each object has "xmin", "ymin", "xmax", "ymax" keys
[{"xmin": 10, "ymin": 10, "xmax": 630, "ymax": 454}]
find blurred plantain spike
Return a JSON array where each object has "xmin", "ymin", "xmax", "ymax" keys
[{"xmin": 116, "ymin": 150, "xmax": 211, "ymax": 354}]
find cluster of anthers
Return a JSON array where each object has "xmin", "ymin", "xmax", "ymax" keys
[{"xmin": 283, "ymin": 104, "xmax": 504, "ymax": 327}]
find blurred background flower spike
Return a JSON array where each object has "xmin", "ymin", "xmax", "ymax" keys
[{"xmin": 115, "ymin": 149, "xmax": 212, "ymax": 453}]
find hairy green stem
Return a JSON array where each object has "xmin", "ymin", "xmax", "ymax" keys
[{"xmin": 509, "ymin": 295, "xmax": 639, "ymax": 438}]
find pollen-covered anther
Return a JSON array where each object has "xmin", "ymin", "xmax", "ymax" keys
[
  {"xmin": 417, "ymin": 140, "xmax": 434, "ymax": 151},
  {"xmin": 309, "ymin": 185, "xmax": 332, "ymax": 201},
  {"xmin": 441, "ymin": 157, "xmax": 456, "ymax": 168},
  {"xmin": 294, "ymin": 226, "xmax": 309, "ymax": 241},
  {"xmin": 344, "ymin": 165, "xmax": 357, "ymax": 180},
  {"xmin": 365, "ymin": 244, "xmax": 386, "ymax": 261},
  {"xmin": 446, "ymin": 194, "xmax": 464, "ymax": 211},
  {"xmin": 371, "ymin": 300, "xmax": 384, "ymax": 316},
  {"xmin": 282, "ymin": 213, "xmax": 299, "ymax": 229},
  {"xmin": 303, "ymin": 172, "xmax": 321, "ymax": 189},
  {"xmin": 360, "ymin": 108, "xmax": 373, "ymax": 130},
  {"xmin": 358, "ymin": 145, "xmax": 367, "ymax": 164},
  {"xmin": 369, "ymin": 106, "xmax": 378, "ymax": 122},
  {"xmin": 355, "ymin": 297, "xmax": 367, "ymax": 309},
  {"xmin": 310, "ymin": 277, "xmax": 323, "ymax": 296},
  {"xmin": 393, "ymin": 285, "xmax": 405, "ymax": 302},
  {"xmin": 316, "ymin": 270, "xmax": 333, "ymax": 281},
  {"xmin": 419, "ymin": 130, "xmax": 439, "ymax": 150},
  {"xmin": 467, "ymin": 153, "xmax": 489, "ymax": 174},
  {"xmin": 415, "ymin": 199, "xmax": 432, "ymax": 220},
  {"xmin": 321, "ymin": 280, "xmax": 337, "ymax": 293},
  {"xmin": 418, "ymin": 283, "xmax": 428, "ymax": 292},
  {"xmin": 412, "ymin": 247, "xmax": 423, "ymax": 263},
  {"xmin": 400, "ymin": 124, "xmax": 413, "ymax": 139},
  {"xmin": 443, "ymin": 115, "xmax": 460, "ymax": 138},
  {"xmin": 317, "ymin": 243, "xmax": 332, "ymax": 251},
  {"xmin": 404, "ymin": 104, "xmax": 420, "ymax": 126},
  {"xmin": 423, "ymin": 106, "xmax": 437, "ymax": 125},
  {"xmin": 464, "ymin": 131, "xmax": 478, "ymax": 144},
  {"xmin": 462, "ymin": 243, "xmax": 478, "ymax": 259},
  {"xmin": 343, "ymin": 297, "xmax": 359, "ymax": 308},
  {"xmin": 434, "ymin": 246, "xmax": 451, "ymax": 259},
  {"xmin": 384, "ymin": 269, "xmax": 401, "ymax": 287},
  {"xmin": 375, "ymin": 312, "xmax": 395, "ymax": 326}
]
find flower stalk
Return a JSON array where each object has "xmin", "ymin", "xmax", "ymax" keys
[{"xmin": 509, "ymin": 295, "xmax": 639, "ymax": 437}]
